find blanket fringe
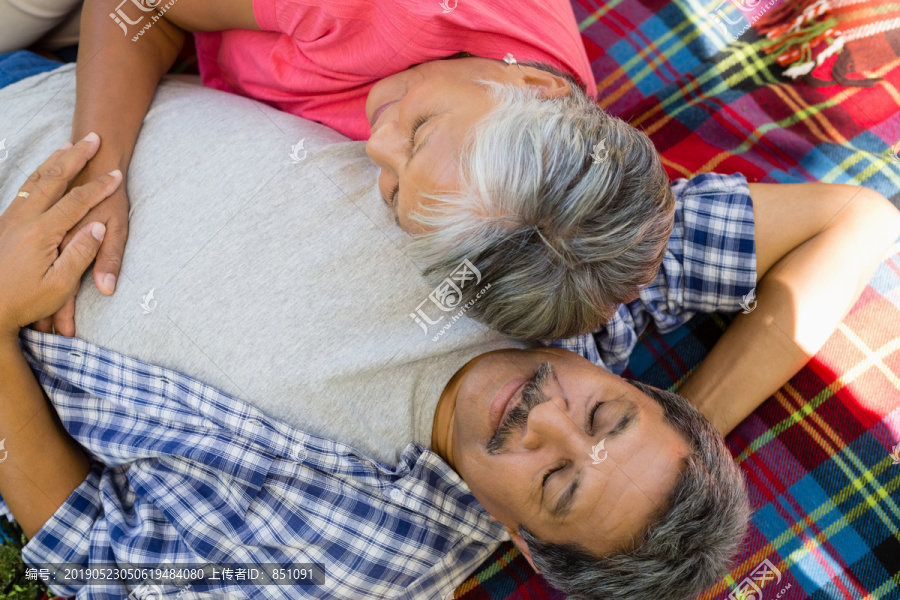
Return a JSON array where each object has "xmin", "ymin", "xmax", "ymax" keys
[{"xmin": 755, "ymin": 0, "xmax": 881, "ymax": 86}]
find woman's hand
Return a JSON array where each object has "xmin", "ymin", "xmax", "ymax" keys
[
  {"xmin": 0, "ymin": 133, "xmax": 122, "ymax": 340},
  {"xmin": 31, "ymin": 165, "xmax": 130, "ymax": 336}
]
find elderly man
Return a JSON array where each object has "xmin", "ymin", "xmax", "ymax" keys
[{"xmin": 0, "ymin": 57, "xmax": 897, "ymax": 600}]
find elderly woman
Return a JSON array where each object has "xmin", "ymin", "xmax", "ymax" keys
[{"xmin": 42, "ymin": 0, "xmax": 675, "ymax": 348}]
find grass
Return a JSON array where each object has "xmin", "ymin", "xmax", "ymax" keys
[{"xmin": 0, "ymin": 516, "xmax": 64, "ymax": 600}]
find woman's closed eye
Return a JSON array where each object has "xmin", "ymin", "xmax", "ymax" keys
[
  {"xmin": 389, "ymin": 115, "xmax": 430, "ymax": 207},
  {"xmin": 389, "ymin": 183, "xmax": 399, "ymax": 207}
]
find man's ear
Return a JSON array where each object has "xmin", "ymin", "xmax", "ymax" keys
[
  {"xmin": 503, "ymin": 524, "xmax": 540, "ymax": 573},
  {"xmin": 519, "ymin": 67, "xmax": 571, "ymax": 100}
]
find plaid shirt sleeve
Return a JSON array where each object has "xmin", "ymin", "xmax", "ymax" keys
[
  {"xmin": 4, "ymin": 331, "xmax": 285, "ymax": 598},
  {"xmin": 0, "ymin": 329, "xmax": 505, "ymax": 600},
  {"xmin": 549, "ymin": 172, "xmax": 757, "ymax": 374}
]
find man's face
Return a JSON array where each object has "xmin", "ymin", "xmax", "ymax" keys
[
  {"xmin": 364, "ymin": 57, "xmax": 570, "ymax": 233},
  {"xmin": 446, "ymin": 348, "xmax": 691, "ymax": 562}
]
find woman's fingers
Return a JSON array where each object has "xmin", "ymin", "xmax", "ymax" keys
[
  {"xmin": 45, "ymin": 169, "xmax": 123, "ymax": 234},
  {"xmin": 46, "ymin": 221, "xmax": 107, "ymax": 300},
  {"xmin": 51, "ymin": 288, "xmax": 80, "ymax": 338},
  {"xmin": 17, "ymin": 133, "xmax": 101, "ymax": 214},
  {"xmin": 8, "ymin": 146, "xmax": 72, "ymax": 214},
  {"xmin": 29, "ymin": 317, "xmax": 53, "ymax": 334}
]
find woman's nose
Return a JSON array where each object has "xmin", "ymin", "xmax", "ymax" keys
[
  {"xmin": 365, "ymin": 116, "xmax": 405, "ymax": 171},
  {"xmin": 366, "ymin": 120, "xmax": 406, "ymax": 204},
  {"xmin": 521, "ymin": 395, "xmax": 582, "ymax": 450}
]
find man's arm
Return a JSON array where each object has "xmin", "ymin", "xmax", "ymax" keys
[
  {"xmin": 0, "ymin": 339, "xmax": 90, "ymax": 538},
  {"xmin": 0, "ymin": 136, "xmax": 121, "ymax": 538},
  {"xmin": 679, "ymin": 183, "xmax": 900, "ymax": 435}
]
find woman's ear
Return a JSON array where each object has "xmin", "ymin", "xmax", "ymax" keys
[{"xmin": 519, "ymin": 67, "xmax": 572, "ymax": 99}]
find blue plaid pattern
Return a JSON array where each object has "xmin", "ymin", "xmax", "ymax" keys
[
  {"xmin": 549, "ymin": 172, "xmax": 757, "ymax": 374},
  {"xmin": 0, "ymin": 329, "xmax": 506, "ymax": 600}
]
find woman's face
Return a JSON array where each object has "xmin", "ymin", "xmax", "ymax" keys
[{"xmin": 364, "ymin": 57, "xmax": 571, "ymax": 233}]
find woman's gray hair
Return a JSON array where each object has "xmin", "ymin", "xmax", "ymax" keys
[
  {"xmin": 519, "ymin": 381, "xmax": 750, "ymax": 600},
  {"xmin": 408, "ymin": 62, "xmax": 675, "ymax": 340}
]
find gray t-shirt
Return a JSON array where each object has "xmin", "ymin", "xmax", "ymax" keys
[{"xmin": 0, "ymin": 65, "xmax": 527, "ymax": 464}]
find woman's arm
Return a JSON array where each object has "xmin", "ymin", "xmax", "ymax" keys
[
  {"xmin": 679, "ymin": 183, "xmax": 900, "ymax": 435},
  {"xmin": 0, "ymin": 135, "xmax": 121, "ymax": 538},
  {"xmin": 73, "ymin": 0, "xmax": 259, "ymax": 170},
  {"xmin": 42, "ymin": 0, "xmax": 258, "ymax": 336}
]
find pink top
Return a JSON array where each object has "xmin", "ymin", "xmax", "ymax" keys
[{"xmin": 194, "ymin": 0, "xmax": 596, "ymax": 141}]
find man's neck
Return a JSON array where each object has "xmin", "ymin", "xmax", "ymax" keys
[{"xmin": 431, "ymin": 375, "xmax": 462, "ymax": 471}]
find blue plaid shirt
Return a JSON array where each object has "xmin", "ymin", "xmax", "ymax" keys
[
  {"xmin": 0, "ymin": 329, "xmax": 507, "ymax": 600},
  {"xmin": 549, "ymin": 172, "xmax": 757, "ymax": 373},
  {"xmin": 0, "ymin": 172, "xmax": 754, "ymax": 600}
]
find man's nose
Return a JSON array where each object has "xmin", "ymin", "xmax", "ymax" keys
[{"xmin": 521, "ymin": 395, "xmax": 583, "ymax": 451}]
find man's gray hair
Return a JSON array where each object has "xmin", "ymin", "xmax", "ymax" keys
[
  {"xmin": 408, "ymin": 62, "xmax": 675, "ymax": 340},
  {"xmin": 519, "ymin": 381, "xmax": 750, "ymax": 600}
]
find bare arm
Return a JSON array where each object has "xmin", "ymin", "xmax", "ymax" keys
[
  {"xmin": 40, "ymin": 0, "xmax": 258, "ymax": 336},
  {"xmin": 0, "ymin": 339, "xmax": 91, "ymax": 539},
  {"xmin": 74, "ymin": 0, "xmax": 259, "ymax": 167},
  {"xmin": 0, "ymin": 136, "xmax": 121, "ymax": 538},
  {"xmin": 679, "ymin": 183, "xmax": 900, "ymax": 435}
]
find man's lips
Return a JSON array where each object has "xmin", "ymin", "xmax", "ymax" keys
[
  {"xmin": 370, "ymin": 98, "xmax": 399, "ymax": 128},
  {"xmin": 489, "ymin": 377, "xmax": 528, "ymax": 435}
]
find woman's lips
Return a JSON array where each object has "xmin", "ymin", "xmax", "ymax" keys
[
  {"xmin": 370, "ymin": 99, "xmax": 399, "ymax": 128},
  {"xmin": 489, "ymin": 377, "xmax": 528, "ymax": 435}
]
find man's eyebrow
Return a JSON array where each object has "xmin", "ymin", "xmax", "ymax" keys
[
  {"xmin": 549, "ymin": 400, "xmax": 640, "ymax": 520},
  {"xmin": 608, "ymin": 401, "xmax": 639, "ymax": 438}
]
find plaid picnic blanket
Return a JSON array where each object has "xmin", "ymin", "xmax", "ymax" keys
[
  {"xmin": 3, "ymin": 2, "xmax": 898, "ymax": 598},
  {"xmin": 454, "ymin": 1, "xmax": 900, "ymax": 599}
]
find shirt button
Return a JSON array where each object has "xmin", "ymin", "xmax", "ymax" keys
[
  {"xmin": 293, "ymin": 445, "xmax": 308, "ymax": 462},
  {"xmin": 389, "ymin": 489, "xmax": 404, "ymax": 503}
]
